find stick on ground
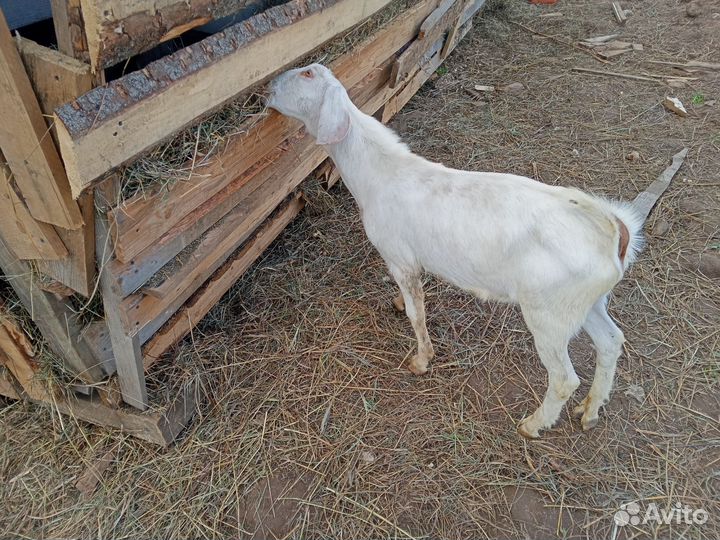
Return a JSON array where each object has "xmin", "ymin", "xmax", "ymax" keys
[{"xmin": 632, "ymin": 148, "xmax": 689, "ymax": 222}]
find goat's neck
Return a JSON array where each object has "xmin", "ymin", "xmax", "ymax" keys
[{"xmin": 323, "ymin": 109, "xmax": 406, "ymax": 209}]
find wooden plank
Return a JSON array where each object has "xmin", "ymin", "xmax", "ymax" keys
[
  {"xmin": 633, "ymin": 148, "xmax": 689, "ymax": 222},
  {"xmin": 108, "ymin": 115, "xmax": 298, "ymax": 264},
  {"xmin": 95, "ymin": 189, "xmax": 148, "ymax": 410},
  {"xmin": 0, "ymin": 236, "xmax": 106, "ymax": 382},
  {"xmin": 80, "ymin": 320, "xmax": 115, "ymax": 374},
  {"xmin": 382, "ymin": 20, "xmax": 472, "ymax": 123},
  {"xmin": 108, "ymin": 49, "xmax": 399, "ymax": 298},
  {"xmin": 612, "ymin": 2, "xmax": 627, "ymax": 24},
  {"xmin": 109, "ymin": 154, "xmax": 277, "ymax": 298},
  {"xmin": 419, "ymin": 0, "xmax": 456, "ymax": 39},
  {"xmin": 37, "ymin": 191, "xmax": 95, "ymax": 296},
  {"xmin": 107, "ymin": 0, "xmax": 440, "ymax": 264},
  {"xmin": 16, "ymin": 38, "xmax": 94, "ymax": 118},
  {"xmin": 382, "ymin": 36, "xmax": 446, "ymax": 123},
  {"xmin": 0, "ymin": 318, "xmax": 50, "ymax": 400},
  {"xmin": 390, "ymin": 0, "xmax": 466, "ymax": 87},
  {"xmin": 0, "ymin": 10, "xmax": 82, "ymax": 229},
  {"xmin": 16, "ymin": 38, "xmax": 98, "ymax": 294},
  {"xmin": 79, "ymin": 0, "xmax": 270, "ymax": 70},
  {"xmin": 0, "ymin": 154, "xmax": 68, "ymax": 260},
  {"xmin": 54, "ymin": 0, "xmax": 396, "ymax": 197},
  {"xmin": 51, "ymin": 0, "xmax": 90, "ymax": 61},
  {"xmin": 13, "ymin": 380, "xmax": 196, "ymax": 445},
  {"xmin": 143, "ymin": 194, "xmax": 304, "ymax": 366},
  {"xmin": 123, "ymin": 190, "xmax": 303, "ymax": 343}
]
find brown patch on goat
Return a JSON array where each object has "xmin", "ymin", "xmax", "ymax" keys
[{"xmin": 617, "ymin": 219, "xmax": 630, "ymax": 263}]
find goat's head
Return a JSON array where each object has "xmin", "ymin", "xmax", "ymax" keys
[{"xmin": 267, "ymin": 63, "xmax": 351, "ymax": 145}]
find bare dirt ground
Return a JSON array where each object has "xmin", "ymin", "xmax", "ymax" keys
[{"xmin": 2, "ymin": 1, "xmax": 719, "ymax": 539}]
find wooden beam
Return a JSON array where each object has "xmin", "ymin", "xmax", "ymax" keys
[
  {"xmin": 95, "ymin": 186, "xmax": 148, "ymax": 410},
  {"xmin": 0, "ymin": 236, "xmax": 105, "ymax": 382},
  {"xmin": 80, "ymin": 320, "xmax": 115, "ymax": 374},
  {"xmin": 144, "ymin": 194, "xmax": 304, "ymax": 366},
  {"xmin": 17, "ymin": 38, "xmax": 97, "ymax": 296},
  {"xmin": 0, "ymin": 10, "xmax": 82, "ymax": 229},
  {"xmin": 50, "ymin": 0, "xmax": 90, "ymax": 62},
  {"xmin": 79, "ymin": 0, "xmax": 271, "ymax": 70},
  {"xmin": 0, "ymin": 154, "xmax": 68, "ymax": 260},
  {"xmin": 123, "ymin": 189, "xmax": 304, "ymax": 344},
  {"xmin": 0, "ymin": 377, "xmax": 196, "ymax": 446},
  {"xmin": 419, "ymin": 0, "xmax": 456, "ymax": 39},
  {"xmin": 54, "ymin": 0, "xmax": 396, "ymax": 197}
]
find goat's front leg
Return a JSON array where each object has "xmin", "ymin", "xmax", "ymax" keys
[{"xmin": 390, "ymin": 267, "xmax": 434, "ymax": 375}]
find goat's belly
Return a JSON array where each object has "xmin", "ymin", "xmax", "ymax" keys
[{"xmin": 421, "ymin": 257, "xmax": 517, "ymax": 304}]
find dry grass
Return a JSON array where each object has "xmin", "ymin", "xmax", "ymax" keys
[{"xmin": 2, "ymin": 0, "xmax": 719, "ymax": 538}]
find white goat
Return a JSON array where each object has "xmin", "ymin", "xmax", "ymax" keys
[{"xmin": 267, "ymin": 64, "xmax": 643, "ymax": 438}]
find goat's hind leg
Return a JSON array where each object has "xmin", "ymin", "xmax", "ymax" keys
[
  {"xmin": 389, "ymin": 266, "xmax": 434, "ymax": 375},
  {"xmin": 573, "ymin": 297, "xmax": 624, "ymax": 430},
  {"xmin": 518, "ymin": 308, "xmax": 581, "ymax": 439}
]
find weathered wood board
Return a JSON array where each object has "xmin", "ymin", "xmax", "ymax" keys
[
  {"xmin": 17, "ymin": 38, "xmax": 97, "ymax": 295},
  {"xmin": 0, "ymin": 10, "xmax": 82, "ymax": 229},
  {"xmin": 0, "ymin": 154, "xmax": 68, "ymax": 260},
  {"xmin": 78, "ymin": 0, "xmax": 271, "ymax": 70}
]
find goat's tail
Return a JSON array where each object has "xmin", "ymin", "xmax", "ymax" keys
[{"xmin": 605, "ymin": 200, "xmax": 644, "ymax": 270}]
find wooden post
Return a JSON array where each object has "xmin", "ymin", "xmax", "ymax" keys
[
  {"xmin": 0, "ymin": 236, "xmax": 106, "ymax": 382},
  {"xmin": 50, "ymin": 0, "xmax": 90, "ymax": 62},
  {"xmin": 0, "ymin": 9, "xmax": 82, "ymax": 229},
  {"xmin": 95, "ymin": 180, "xmax": 148, "ymax": 410}
]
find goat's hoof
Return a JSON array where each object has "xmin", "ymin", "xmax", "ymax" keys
[
  {"xmin": 572, "ymin": 399, "xmax": 589, "ymax": 418},
  {"xmin": 407, "ymin": 356, "xmax": 429, "ymax": 375},
  {"xmin": 392, "ymin": 295, "xmax": 405, "ymax": 313},
  {"xmin": 581, "ymin": 415, "xmax": 599, "ymax": 431},
  {"xmin": 573, "ymin": 398, "xmax": 600, "ymax": 430},
  {"xmin": 517, "ymin": 419, "xmax": 541, "ymax": 439}
]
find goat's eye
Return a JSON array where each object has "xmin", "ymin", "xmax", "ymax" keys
[{"xmin": 300, "ymin": 69, "xmax": 314, "ymax": 79}]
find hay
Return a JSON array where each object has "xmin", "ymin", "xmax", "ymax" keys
[{"xmin": 2, "ymin": 1, "xmax": 719, "ymax": 538}]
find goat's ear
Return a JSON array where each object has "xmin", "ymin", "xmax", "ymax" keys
[{"xmin": 316, "ymin": 85, "xmax": 350, "ymax": 145}]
